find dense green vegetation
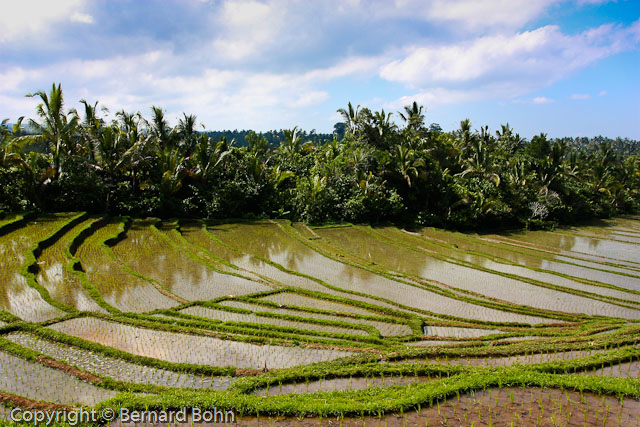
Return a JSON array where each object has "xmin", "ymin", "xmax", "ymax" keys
[{"xmin": 1, "ymin": 83, "xmax": 638, "ymax": 229}]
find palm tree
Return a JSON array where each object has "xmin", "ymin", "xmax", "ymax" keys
[
  {"xmin": 392, "ymin": 145, "xmax": 424, "ymax": 187},
  {"xmin": 281, "ymin": 126, "xmax": 311, "ymax": 158},
  {"xmin": 398, "ymin": 101, "xmax": 425, "ymax": 133},
  {"xmin": 158, "ymin": 147, "xmax": 187, "ymax": 199},
  {"xmin": 456, "ymin": 125, "xmax": 500, "ymax": 186},
  {"xmin": 373, "ymin": 109, "xmax": 395, "ymax": 139},
  {"xmin": 115, "ymin": 110, "xmax": 154, "ymax": 191},
  {"xmin": 336, "ymin": 102, "xmax": 360, "ymax": 136},
  {"xmin": 149, "ymin": 106, "xmax": 174, "ymax": 148},
  {"xmin": 0, "ymin": 118, "xmax": 30, "ymax": 171},
  {"xmin": 176, "ymin": 113, "xmax": 198, "ymax": 155},
  {"xmin": 26, "ymin": 83, "xmax": 79, "ymax": 179},
  {"xmin": 191, "ymin": 133, "xmax": 231, "ymax": 185},
  {"xmin": 495, "ymin": 123, "xmax": 524, "ymax": 154}
]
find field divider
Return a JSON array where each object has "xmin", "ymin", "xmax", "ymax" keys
[
  {"xmin": 139, "ymin": 310, "xmax": 385, "ymax": 347},
  {"xmin": 94, "ymin": 368, "xmax": 640, "ymax": 418},
  {"xmin": 235, "ymin": 294, "xmax": 416, "ymax": 328},
  {"xmin": 20, "ymin": 212, "xmax": 90, "ymax": 315},
  {"xmin": 150, "ymin": 220, "xmax": 281, "ymax": 291},
  {"xmin": 236, "ymin": 288, "xmax": 422, "ymax": 334},
  {"xmin": 278, "ymin": 220, "xmax": 581, "ymax": 323},
  {"xmin": 394, "ymin": 227, "xmax": 640, "ymax": 305},
  {"xmin": 362, "ymin": 225, "xmax": 640, "ymax": 310},
  {"xmin": 526, "ymin": 345, "xmax": 640, "ymax": 375},
  {"xmin": 396, "ymin": 227, "xmax": 640, "ymax": 292},
  {"xmin": 194, "ymin": 300, "xmax": 381, "ymax": 337},
  {"xmin": 203, "ymin": 222, "xmax": 545, "ymax": 328},
  {"xmin": 64, "ymin": 217, "xmax": 122, "ymax": 314},
  {"xmin": 0, "ymin": 212, "xmax": 36, "ymax": 237},
  {"xmin": 0, "ymin": 310, "xmax": 22, "ymax": 324}
]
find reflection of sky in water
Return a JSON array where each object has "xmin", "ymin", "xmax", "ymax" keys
[
  {"xmin": 113, "ymin": 223, "xmax": 269, "ymax": 301},
  {"xmin": 50, "ymin": 317, "xmax": 352, "ymax": 369},
  {"xmin": 503, "ymin": 230, "xmax": 640, "ymax": 263},
  {"xmin": 429, "ymin": 225, "xmax": 640, "ymax": 285},
  {"xmin": 0, "ymin": 216, "xmax": 71, "ymax": 321},
  {"xmin": 211, "ymin": 223, "xmax": 551, "ymax": 324},
  {"xmin": 317, "ymin": 227, "xmax": 640, "ymax": 317}
]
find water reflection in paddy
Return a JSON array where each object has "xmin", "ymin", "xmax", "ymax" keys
[
  {"xmin": 208, "ymin": 222, "xmax": 553, "ymax": 324},
  {"xmin": 316, "ymin": 226, "xmax": 640, "ymax": 318}
]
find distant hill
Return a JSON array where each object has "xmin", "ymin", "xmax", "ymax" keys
[{"xmin": 206, "ymin": 129, "xmax": 335, "ymax": 147}]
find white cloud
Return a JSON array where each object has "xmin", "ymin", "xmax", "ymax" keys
[
  {"xmin": 598, "ymin": 90, "xmax": 608, "ymax": 96},
  {"xmin": 70, "ymin": 12, "xmax": 94, "ymax": 24},
  {"xmin": 386, "ymin": 88, "xmax": 479, "ymax": 109},
  {"xmin": 379, "ymin": 22, "xmax": 638, "ymax": 105},
  {"xmin": 419, "ymin": 0, "xmax": 558, "ymax": 31},
  {"xmin": 0, "ymin": 49, "xmax": 360, "ymax": 129},
  {"xmin": 303, "ymin": 56, "xmax": 386, "ymax": 81},
  {"xmin": 380, "ymin": 25, "xmax": 629, "ymax": 87},
  {"xmin": 570, "ymin": 93, "xmax": 591, "ymax": 100},
  {"xmin": 532, "ymin": 96, "xmax": 555, "ymax": 104},
  {"xmin": 0, "ymin": 0, "xmax": 86, "ymax": 42},
  {"xmin": 211, "ymin": 0, "xmax": 286, "ymax": 60},
  {"xmin": 2, "ymin": 1, "xmax": 638, "ymax": 133}
]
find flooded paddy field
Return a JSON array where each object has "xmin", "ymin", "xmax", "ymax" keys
[{"xmin": 1, "ymin": 213, "xmax": 640, "ymax": 422}]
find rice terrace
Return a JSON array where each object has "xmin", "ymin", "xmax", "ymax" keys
[
  {"xmin": 2, "ymin": 1, "xmax": 640, "ymax": 426},
  {"xmin": 2, "ymin": 210, "xmax": 640, "ymax": 425}
]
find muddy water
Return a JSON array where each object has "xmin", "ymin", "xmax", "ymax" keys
[
  {"xmin": 219, "ymin": 300, "xmax": 413, "ymax": 337},
  {"xmin": 260, "ymin": 293, "xmax": 381, "ymax": 316},
  {"xmin": 181, "ymin": 224, "xmax": 420, "ymax": 314},
  {"xmin": 494, "ymin": 228, "xmax": 640, "ymax": 265},
  {"xmin": 0, "ymin": 350, "xmax": 116, "ymax": 406},
  {"xmin": 423, "ymin": 326, "xmax": 502, "ymax": 338},
  {"xmin": 180, "ymin": 306, "xmax": 370, "ymax": 336},
  {"xmin": 255, "ymin": 375, "xmax": 436, "ymax": 396},
  {"xmin": 419, "ymin": 225, "xmax": 640, "ymax": 281},
  {"xmin": 111, "ymin": 221, "xmax": 271, "ymax": 301},
  {"xmin": 385, "ymin": 226, "xmax": 640, "ymax": 300},
  {"xmin": 35, "ymin": 217, "xmax": 107, "ymax": 313},
  {"xmin": 49, "ymin": 317, "xmax": 354, "ymax": 369},
  {"xmin": 6, "ymin": 332, "xmax": 236, "ymax": 390},
  {"xmin": 317, "ymin": 226, "xmax": 640, "ymax": 319},
  {"xmin": 75, "ymin": 220, "xmax": 179, "ymax": 312},
  {"xmin": 0, "ymin": 214, "xmax": 71, "ymax": 322},
  {"xmin": 413, "ymin": 225, "xmax": 640, "ymax": 291},
  {"xmin": 208, "ymin": 222, "xmax": 552, "ymax": 324}
]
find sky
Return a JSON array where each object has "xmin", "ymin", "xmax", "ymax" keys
[{"xmin": 1, "ymin": 0, "xmax": 639, "ymax": 138}]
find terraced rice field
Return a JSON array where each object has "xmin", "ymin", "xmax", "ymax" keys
[
  {"xmin": 49, "ymin": 317, "xmax": 353, "ymax": 368},
  {"xmin": 219, "ymin": 299, "xmax": 413, "ymax": 336},
  {"xmin": 112, "ymin": 220, "xmax": 272, "ymax": 300},
  {"xmin": 1, "ymin": 213, "xmax": 640, "ymax": 424},
  {"xmin": 178, "ymin": 305, "xmax": 370, "ymax": 336},
  {"xmin": 0, "ymin": 350, "xmax": 116, "ymax": 406}
]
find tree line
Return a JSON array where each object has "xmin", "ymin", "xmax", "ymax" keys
[{"xmin": 1, "ymin": 83, "xmax": 638, "ymax": 229}]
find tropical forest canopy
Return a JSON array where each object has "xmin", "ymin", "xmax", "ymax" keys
[{"xmin": 1, "ymin": 83, "xmax": 638, "ymax": 229}]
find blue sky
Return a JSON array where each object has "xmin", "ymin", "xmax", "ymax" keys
[{"xmin": 1, "ymin": 0, "xmax": 638, "ymax": 138}]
